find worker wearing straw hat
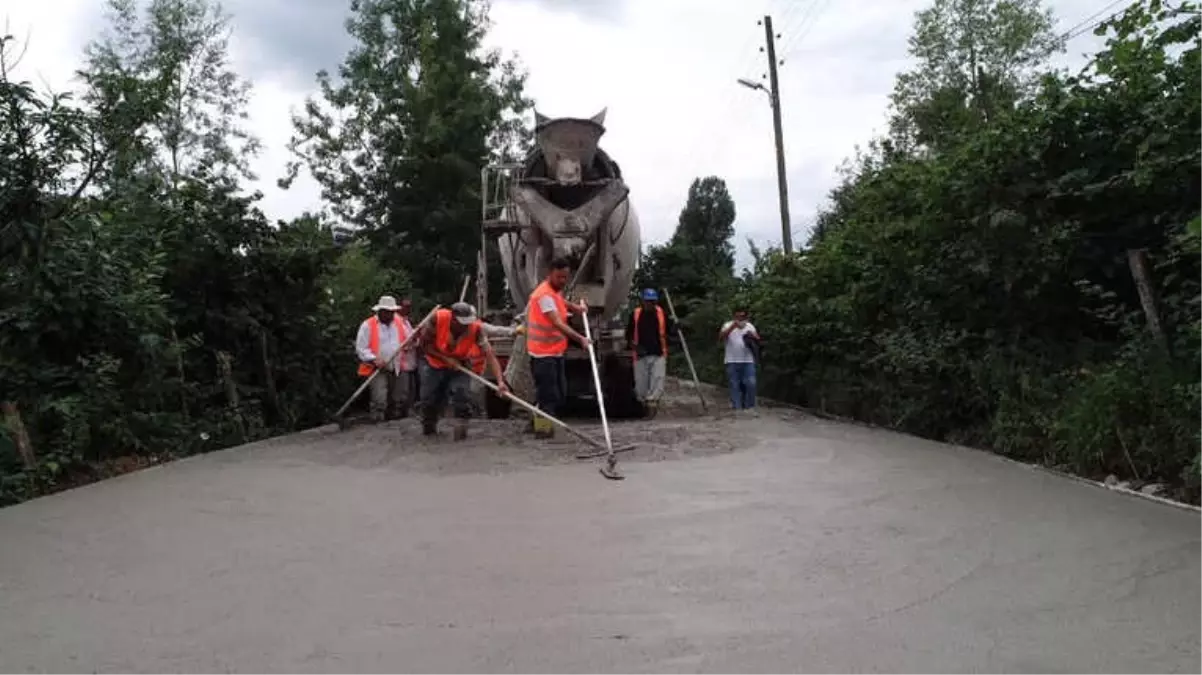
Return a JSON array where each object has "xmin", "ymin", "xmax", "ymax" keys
[{"xmin": 355, "ymin": 295, "xmax": 415, "ymax": 422}]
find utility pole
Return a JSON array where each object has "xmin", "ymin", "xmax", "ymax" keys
[{"xmin": 762, "ymin": 15, "xmax": 792, "ymax": 254}]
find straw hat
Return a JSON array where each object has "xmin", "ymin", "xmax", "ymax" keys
[{"xmin": 372, "ymin": 295, "xmax": 401, "ymax": 311}]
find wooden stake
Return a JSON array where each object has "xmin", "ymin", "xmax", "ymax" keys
[
  {"xmin": 459, "ymin": 275, "xmax": 472, "ymax": 303},
  {"xmin": 663, "ymin": 289, "xmax": 707, "ymax": 412}
]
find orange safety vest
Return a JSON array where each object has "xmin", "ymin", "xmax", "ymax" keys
[
  {"xmin": 632, "ymin": 305, "xmax": 668, "ymax": 360},
  {"xmin": 465, "ymin": 343, "xmax": 487, "ymax": 375},
  {"xmin": 425, "ymin": 309, "xmax": 483, "ymax": 371},
  {"xmin": 357, "ymin": 316, "xmax": 409, "ymax": 377},
  {"xmin": 526, "ymin": 280, "xmax": 569, "ymax": 357}
]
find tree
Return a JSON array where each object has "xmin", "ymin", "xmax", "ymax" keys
[
  {"xmin": 636, "ymin": 175, "xmax": 737, "ymax": 304},
  {"xmin": 282, "ymin": 0, "xmax": 532, "ymax": 297},
  {"xmin": 672, "ymin": 176, "xmax": 737, "ymax": 274},
  {"xmin": 81, "ymin": 0, "xmax": 259, "ymax": 188},
  {"xmin": 889, "ymin": 0, "xmax": 1063, "ymax": 150}
]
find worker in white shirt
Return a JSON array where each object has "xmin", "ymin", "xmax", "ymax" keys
[
  {"xmin": 718, "ymin": 306, "xmax": 760, "ymax": 412},
  {"xmin": 355, "ymin": 295, "xmax": 415, "ymax": 422}
]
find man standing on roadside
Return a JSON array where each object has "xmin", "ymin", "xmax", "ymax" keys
[
  {"xmin": 355, "ymin": 295, "xmax": 412, "ymax": 422},
  {"xmin": 625, "ymin": 288, "xmax": 674, "ymax": 418},
  {"xmin": 525, "ymin": 257, "xmax": 589, "ymax": 438},
  {"xmin": 719, "ymin": 307, "xmax": 760, "ymax": 413}
]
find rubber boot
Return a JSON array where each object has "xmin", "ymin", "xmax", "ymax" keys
[{"xmin": 532, "ymin": 416, "xmax": 554, "ymax": 439}]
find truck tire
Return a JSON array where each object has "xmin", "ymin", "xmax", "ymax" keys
[
  {"xmin": 601, "ymin": 353, "xmax": 642, "ymax": 419},
  {"xmin": 484, "ymin": 386, "xmax": 512, "ymax": 419}
]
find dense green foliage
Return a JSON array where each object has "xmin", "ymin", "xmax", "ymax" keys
[
  {"xmin": 657, "ymin": 0, "xmax": 1200, "ymax": 501},
  {"xmin": 0, "ymin": 0, "xmax": 524, "ymax": 505}
]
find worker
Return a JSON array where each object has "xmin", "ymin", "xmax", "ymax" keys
[
  {"xmin": 393, "ymin": 296, "xmax": 419, "ymax": 418},
  {"xmin": 355, "ymin": 295, "xmax": 413, "ymax": 422},
  {"xmin": 472, "ymin": 319, "xmax": 523, "ymax": 372},
  {"xmin": 718, "ymin": 306, "xmax": 760, "ymax": 412},
  {"xmin": 480, "ymin": 320, "xmax": 524, "ymax": 340},
  {"xmin": 416, "ymin": 302, "xmax": 508, "ymax": 439},
  {"xmin": 525, "ymin": 257, "xmax": 589, "ymax": 438},
  {"xmin": 625, "ymin": 288, "xmax": 674, "ymax": 418}
]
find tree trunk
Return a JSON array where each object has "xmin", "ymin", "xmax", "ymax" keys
[
  {"xmin": 258, "ymin": 331, "xmax": 285, "ymax": 427},
  {"xmin": 216, "ymin": 351, "xmax": 246, "ymax": 441},
  {"xmin": 1, "ymin": 401, "xmax": 36, "ymax": 470},
  {"xmin": 171, "ymin": 327, "xmax": 189, "ymax": 421},
  {"xmin": 1126, "ymin": 248, "xmax": 1170, "ymax": 354}
]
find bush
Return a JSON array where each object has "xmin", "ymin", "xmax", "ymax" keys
[{"xmin": 1050, "ymin": 341, "xmax": 1200, "ymax": 484}]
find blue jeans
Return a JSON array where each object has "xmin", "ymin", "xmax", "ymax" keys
[{"xmin": 726, "ymin": 362, "xmax": 757, "ymax": 409}]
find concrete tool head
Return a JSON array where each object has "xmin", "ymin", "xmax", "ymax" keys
[{"xmin": 599, "ymin": 456, "xmax": 625, "ymax": 480}]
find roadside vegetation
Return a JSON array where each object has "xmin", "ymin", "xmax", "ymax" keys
[{"xmin": 641, "ymin": 0, "xmax": 1201, "ymax": 503}]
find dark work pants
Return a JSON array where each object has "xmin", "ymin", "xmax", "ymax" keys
[
  {"xmin": 530, "ymin": 355, "xmax": 567, "ymax": 416},
  {"xmin": 420, "ymin": 363, "xmax": 472, "ymax": 425}
]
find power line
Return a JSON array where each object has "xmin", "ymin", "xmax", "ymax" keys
[
  {"xmin": 772, "ymin": 0, "xmax": 819, "ymax": 58},
  {"xmin": 694, "ymin": 0, "xmax": 828, "ymax": 184},
  {"xmin": 777, "ymin": 0, "xmax": 834, "ymax": 60},
  {"xmin": 688, "ymin": 3, "xmax": 774, "ymax": 177},
  {"xmin": 1060, "ymin": 0, "xmax": 1133, "ymax": 41}
]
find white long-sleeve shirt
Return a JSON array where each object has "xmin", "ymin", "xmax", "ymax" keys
[{"xmin": 355, "ymin": 316, "xmax": 416, "ymax": 373}]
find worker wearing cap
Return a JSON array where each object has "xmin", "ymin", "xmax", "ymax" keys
[
  {"xmin": 355, "ymin": 295, "xmax": 414, "ymax": 422},
  {"xmin": 525, "ymin": 257, "xmax": 589, "ymax": 438},
  {"xmin": 416, "ymin": 302, "xmax": 508, "ymax": 439},
  {"xmin": 625, "ymin": 288, "xmax": 675, "ymax": 417}
]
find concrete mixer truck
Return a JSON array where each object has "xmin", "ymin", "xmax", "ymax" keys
[{"xmin": 472, "ymin": 108, "xmax": 644, "ymax": 419}]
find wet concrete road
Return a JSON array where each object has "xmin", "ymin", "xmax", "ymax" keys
[{"xmin": 0, "ymin": 408, "xmax": 1198, "ymax": 673}]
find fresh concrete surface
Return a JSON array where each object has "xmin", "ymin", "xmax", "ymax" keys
[{"xmin": 0, "ymin": 409, "xmax": 1198, "ymax": 673}]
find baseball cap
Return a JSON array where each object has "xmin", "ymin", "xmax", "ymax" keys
[
  {"xmin": 641, "ymin": 288, "xmax": 659, "ymax": 301},
  {"xmin": 451, "ymin": 302, "xmax": 477, "ymax": 325}
]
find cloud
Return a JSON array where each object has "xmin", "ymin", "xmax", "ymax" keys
[
  {"xmin": 226, "ymin": 0, "xmax": 633, "ymax": 89},
  {"xmin": 502, "ymin": 0, "xmax": 629, "ymax": 22},
  {"xmin": 225, "ymin": 0, "xmax": 355, "ymax": 89}
]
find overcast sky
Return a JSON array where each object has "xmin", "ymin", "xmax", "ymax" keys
[{"xmin": 6, "ymin": 0, "xmax": 1110, "ymax": 268}]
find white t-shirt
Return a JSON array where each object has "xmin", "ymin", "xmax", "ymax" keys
[{"xmin": 722, "ymin": 321, "xmax": 758, "ymax": 364}]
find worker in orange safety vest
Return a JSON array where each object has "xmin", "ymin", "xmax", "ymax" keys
[
  {"xmin": 415, "ymin": 302, "xmax": 507, "ymax": 440},
  {"xmin": 525, "ymin": 257, "xmax": 589, "ymax": 438},
  {"xmin": 355, "ymin": 295, "xmax": 416, "ymax": 422},
  {"xmin": 625, "ymin": 288, "xmax": 675, "ymax": 417}
]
